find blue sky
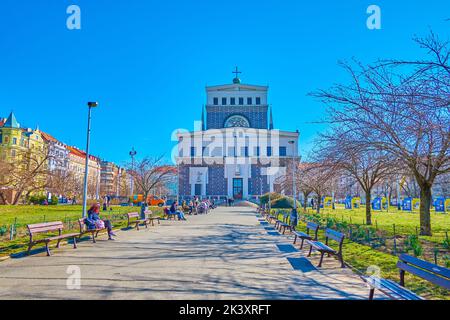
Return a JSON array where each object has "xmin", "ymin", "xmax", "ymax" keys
[{"xmin": 1, "ymin": 0, "xmax": 449, "ymax": 165}]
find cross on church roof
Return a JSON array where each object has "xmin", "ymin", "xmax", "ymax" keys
[{"xmin": 232, "ymin": 66, "xmax": 242, "ymax": 84}]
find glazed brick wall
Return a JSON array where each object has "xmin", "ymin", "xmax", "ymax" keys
[{"xmin": 206, "ymin": 105, "xmax": 268, "ymax": 129}]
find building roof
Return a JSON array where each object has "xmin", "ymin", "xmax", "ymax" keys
[
  {"xmin": 206, "ymin": 83, "xmax": 268, "ymax": 92},
  {"xmin": 67, "ymin": 146, "xmax": 86, "ymax": 158},
  {"xmin": 40, "ymin": 131, "xmax": 58, "ymax": 143},
  {"xmin": 0, "ymin": 118, "xmax": 4, "ymax": 127},
  {"xmin": 3, "ymin": 112, "xmax": 20, "ymax": 128}
]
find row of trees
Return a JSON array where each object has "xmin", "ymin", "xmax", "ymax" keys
[
  {"xmin": 0, "ymin": 147, "xmax": 143, "ymax": 205},
  {"xmin": 285, "ymin": 32, "xmax": 449, "ymax": 236}
]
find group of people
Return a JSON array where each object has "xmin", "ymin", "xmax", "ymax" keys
[
  {"xmin": 82, "ymin": 197, "xmax": 219, "ymax": 239},
  {"xmin": 164, "ymin": 198, "xmax": 215, "ymax": 221},
  {"xmin": 180, "ymin": 196, "xmax": 216, "ymax": 215}
]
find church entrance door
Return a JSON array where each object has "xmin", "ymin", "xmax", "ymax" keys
[
  {"xmin": 194, "ymin": 184, "xmax": 202, "ymax": 196},
  {"xmin": 232, "ymin": 178, "xmax": 243, "ymax": 199}
]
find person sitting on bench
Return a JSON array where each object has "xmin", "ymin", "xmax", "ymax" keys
[
  {"xmin": 85, "ymin": 203, "xmax": 116, "ymax": 240},
  {"xmin": 170, "ymin": 201, "xmax": 187, "ymax": 221}
]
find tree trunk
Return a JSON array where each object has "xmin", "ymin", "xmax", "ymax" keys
[
  {"xmin": 12, "ymin": 190, "xmax": 23, "ymax": 205},
  {"xmin": 365, "ymin": 192, "xmax": 372, "ymax": 225},
  {"xmin": 316, "ymin": 195, "xmax": 322, "ymax": 214},
  {"xmin": 419, "ymin": 184, "xmax": 432, "ymax": 236},
  {"xmin": 303, "ymin": 194, "xmax": 308, "ymax": 212},
  {"xmin": 0, "ymin": 192, "xmax": 9, "ymax": 205}
]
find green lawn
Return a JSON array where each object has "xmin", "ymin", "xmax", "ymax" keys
[
  {"xmin": 269, "ymin": 205, "xmax": 450, "ymax": 299},
  {"xmin": 0, "ymin": 204, "xmax": 164, "ymax": 256},
  {"xmin": 293, "ymin": 220, "xmax": 450, "ymax": 300},
  {"xmin": 313, "ymin": 204, "xmax": 450, "ymax": 245}
]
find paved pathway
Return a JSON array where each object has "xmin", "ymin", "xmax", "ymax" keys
[{"xmin": 0, "ymin": 206, "xmax": 378, "ymax": 299}]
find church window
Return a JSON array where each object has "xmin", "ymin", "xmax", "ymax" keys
[
  {"xmin": 247, "ymin": 97, "xmax": 252, "ymax": 105},
  {"xmin": 279, "ymin": 146, "xmax": 287, "ymax": 156},
  {"xmin": 213, "ymin": 97, "xmax": 218, "ymax": 105},
  {"xmin": 224, "ymin": 115, "xmax": 250, "ymax": 128},
  {"xmin": 222, "ymin": 97, "xmax": 227, "ymax": 105},
  {"xmin": 267, "ymin": 146, "xmax": 272, "ymax": 156},
  {"xmin": 190, "ymin": 147, "xmax": 196, "ymax": 157},
  {"xmin": 239, "ymin": 97, "xmax": 244, "ymax": 105},
  {"xmin": 256, "ymin": 97, "xmax": 261, "ymax": 105},
  {"xmin": 241, "ymin": 146, "xmax": 249, "ymax": 157},
  {"xmin": 230, "ymin": 98, "xmax": 236, "ymax": 105}
]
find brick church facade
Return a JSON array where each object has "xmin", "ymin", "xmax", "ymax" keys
[{"xmin": 176, "ymin": 71, "xmax": 299, "ymax": 201}]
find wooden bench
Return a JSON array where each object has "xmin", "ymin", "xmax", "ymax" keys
[
  {"xmin": 277, "ymin": 214, "xmax": 294, "ymax": 234},
  {"xmin": 307, "ymin": 228, "xmax": 345, "ymax": 268},
  {"xmin": 78, "ymin": 218, "xmax": 108, "ymax": 243},
  {"xmin": 365, "ymin": 254, "xmax": 450, "ymax": 300},
  {"xmin": 293, "ymin": 222, "xmax": 320, "ymax": 249},
  {"xmin": 260, "ymin": 209, "xmax": 269, "ymax": 219},
  {"xmin": 127, "ymin": 212, "xmax": 149, "ymax": 230},
  {"xmin": 144, "ymin": 210, "xmax": 161, "ymax": 226},
  {"xmin": 267, "ymin": 211, "xmax": 279, "ymax": 224},
  {"xmin": 27, "ymin": 221, "xmax": 79, "ymax": 256}
]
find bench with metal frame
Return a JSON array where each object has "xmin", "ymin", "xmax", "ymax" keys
[
  {"xmin": 78, "ymin": 218, "xmax": 108, "ymax": 243},
  {"xmin": 306, "ymin": 228, "xmax": 345, "ymax": 268},
  {"xmin": 127, "ymin": 212, "xmax": 150, "ymax": 230},
  {"xmin": 144, "ymin": 210, "xmax": 161, "ymax": 226},
  {"xmin": 365, "ymin": 254, "xmax": 450, "ymax": 300},
  {"xmin": 27, "ymin": 221, "xmax": 78, "ymax": 256},
  {"xmin": 293, "ymin": 222, "xmax": 320, "ymax": 249}
]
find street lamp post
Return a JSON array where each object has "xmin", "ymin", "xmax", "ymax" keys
[
  {"xmin": 82, "ymin": 102, "xmax": 99, "ymax": 218},
  {"xmin": 129, "ymin": 147, "xmax": 137, "ymax": 196},
  {"xmin": 288, "ymin": 140, "xmax": 298, "ymax": 228},
  {"xmin": 288, "ymin": 141, "xmax": 297, "ymax": 212}
]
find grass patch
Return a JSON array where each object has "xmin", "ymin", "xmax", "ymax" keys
[
  {"xmin": 0, "ymin": 204, "xmax": 164, "ymax": 257},
  {"xmin": 293, "ymin": 220, "xmax": 450, "ymax": 300}
]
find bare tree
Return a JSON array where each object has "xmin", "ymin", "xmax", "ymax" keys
[
  {"xmin": 5, "ymin": 148, "xmax": 51, "ymax": 204},
  {"xmin": 47, "ymin": 169, "xmax": 74, "ymax": 198},
  {"xmin": 298, "ymin": 162, "xmax": 336, "ymax": 214},
  {"xmin": 315, "ymin": 129, "xmax": 398, "ymax": 225},
  {"xmin": 296, "ymin": 163, "xmax": 316, "ymax": 212},
  {"xmin": 127, "ymin": 156, "xmax": 174, "ymax": 217},
  {"xmin": 311, "ymin": 32, "xmax": 450, "ymax": 235}
]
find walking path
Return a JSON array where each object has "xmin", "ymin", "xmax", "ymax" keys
[{"xmin": 0, "ymin": 206, "xmax": 379, "ymax": 299}]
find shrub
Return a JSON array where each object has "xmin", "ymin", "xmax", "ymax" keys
[
  {"xmin": 49, "ymin": 195, "xmax": 58, "ymax": 205},
  {"xmin": 0, "ymin": 225, "xmax": 7, "ymax": 237},
  {"xmin": 270, "ymin": 196, "xmax": 295, "ymax": 208},
  {"xmin": 259, "ymin": 192, "xmax": 282, "ymax": 205},
  {"xmin": 443, "ymin": 255, "xmax": 450, "ymax": 268},
  {"xmin": 28, "ymin": 195, "xmax": 47, "ymax": 205},
  {"xmin": 442, "ymin": 237, "xmax": 450, "ymax": 250},
  {"xmin": 404, "ymin": 235, "xmax": 423, "ymax": 257}
]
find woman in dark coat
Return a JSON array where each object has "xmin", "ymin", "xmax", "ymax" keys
[{"xmin": 85, "ymin": 203, "xmax": 116, "ymax": 240}]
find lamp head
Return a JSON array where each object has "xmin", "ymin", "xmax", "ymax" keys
[{"xmin": 87, "ymin": 102, "xmax": 99, "ymax": 108}]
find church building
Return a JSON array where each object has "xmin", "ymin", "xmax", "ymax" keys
[{"xmin": 176, "ymin": 69, "xmax": 299, "ymax": 201}]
